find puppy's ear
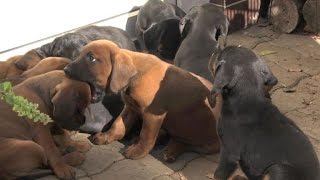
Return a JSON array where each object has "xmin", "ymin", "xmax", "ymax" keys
[
  {"xmin": 51, "ymin": 84, "xmax": 76, "ymax": 123},
  {"xmin": 110, "ymin": 51, "xmax": 137, "ymax": 94}
]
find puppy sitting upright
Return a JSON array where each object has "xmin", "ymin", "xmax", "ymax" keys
[
  {"xmin": 209, "ymin": 46, "xmax": 320, "ymax": 180},
  {"xmin": 0, "ymin": 71, "xmax": 91, "ymax": 179},
  {"xmin": 174, "ymin": 3, "xmax": 228, "ymax": 82},
  {"xmin": 64, "ymin": 40, "xmax": 222, "ymax": 162}
]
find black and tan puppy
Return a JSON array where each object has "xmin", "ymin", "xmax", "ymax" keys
[
  {"xmin": 15, "ymin": 25, "xmax": 136, "ymax": 71},
  {"xmin": 0, "ymin": 71, "xmax": 91, "ymax": 179},
  {"xmin": 64, "ymin": 40, "xmax": 222, "ymax": 162},
  {"xmin": 174, "ymin": 3, "xmax": 229, "ymax": 82},
  {"xmin": 209, "ymin": 46, "xmax": 320, "ymax": 180},
  {"xmin": 136, "ymin": 0, "xmax": 185, "ymax": 60}
]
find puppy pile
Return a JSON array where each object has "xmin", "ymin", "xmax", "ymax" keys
[{"xmin": 0, "ymin": 0, "xmax": 319, "ymax": 179}]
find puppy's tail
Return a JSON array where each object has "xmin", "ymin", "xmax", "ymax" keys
[{"xmin": 16, "ymin": 169, "xmax": 54, "ymax": 180}]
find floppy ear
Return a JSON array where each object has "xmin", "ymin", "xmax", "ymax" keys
[
  {"xmin": 51, "ymin": 84, "xmax": 76, "ymax": 123},
  {"xmin": 109, "ymin": 51, "xmax": 137, "ymax": 94}
]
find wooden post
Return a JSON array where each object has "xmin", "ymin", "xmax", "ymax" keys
[
  {"xmin": 270, "ymin": 0, "xmax": 306, "ymax": 33},
  {"xmin": 303, "ymin": 0, "xmax": 320, "ymax": 33}
]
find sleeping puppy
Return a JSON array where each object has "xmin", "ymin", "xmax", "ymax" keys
[
  {"xmin": 64, "ymin": 40, "xmax": 222, "ymax": 162},
  {"xmin": 136, "ymin": 0, "xmax": 185, "ymax": 60},
  {"xmin": 15, "ymin": 25, "xmax": 136, "ymax": 71},
  {"xmin": 174, "ymin": 3, "xmax": 229, "ymax": 82},
  {"xmin": 1, "ymin": 57, "xmax": 110, "ymax": 134},
  {"xmin": 0, "ymin": 71, "xmax": 91, "ymax": 179},
  {"xmin": 209, "ymin": 46, "xmax": 320, "ymax": 180},
  {"xmin": 0, "ymin": 55, "xmax": 24, "ymax": 79}
]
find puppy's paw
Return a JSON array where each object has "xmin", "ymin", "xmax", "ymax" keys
[
  {"xmin": 52, "ymin": 161, "xmax": 75, "ymax": 180},
  {"xmin": 73, "ymin": 140, "xmax": 92, "ymax": 153},
  {"xmin": 88, "ymin": 132, "xmax": 114, "ymax": 145},
  {"xmin": 63, "ymin": 151, "xmax": 86, "ymax": 166},
  {"xmin": 123, "ymin": 144, "xmax": 149, "ymax": 160}
]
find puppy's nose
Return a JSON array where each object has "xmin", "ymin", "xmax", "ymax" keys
[{"xmin": 63, "ymin": 65, "xmax": 72, "ymax": 76}]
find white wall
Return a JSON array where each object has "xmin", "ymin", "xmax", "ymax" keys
[{"xmin": 0, "ymin": 0, "xmax": 147, "ymax": 60}]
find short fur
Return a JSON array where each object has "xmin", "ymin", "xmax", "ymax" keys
[
  {"xmin": 174, "ymin": 3, "xmax": 229, "ymax": 82},
  {"xmin": 15, "ymin": 25, "xmax": 136, "ymax": 71},
  {"xmin": 0, "ymin": 71, "xmax": 91, "ymax": 179},
  {"xmin": 136, "ymin": 0, "xmax": 185, "ymax": 60},
  {"xmin": 64, "ymin": 40, "xmax": 222, "ymax": 162},
  {"xmin": 1, "ymin": 57, "xmax": 109, "ymax": 134},
  {"xmin": 209, "ymin": 46, "xmax": 320, "ymax": 180},
  {"xmin": 0, "ymin": 55, "xmax": 24, "ymax": 79}
]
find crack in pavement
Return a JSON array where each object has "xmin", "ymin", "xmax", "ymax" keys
[{"xmin": 86, "ymin": 157, "xmax": 126, "ymax": 178}]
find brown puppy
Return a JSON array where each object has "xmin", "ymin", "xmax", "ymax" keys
[
  {"xmin": 1, "ymin": 57, "xmax": 72, "ymax": 85},
  {"xmin": 14, "ymin": 49, "xmax": 44, "ymax": 71},
  {"xmin": 64, "ymin": 40, "xmax": 222, "ymax": 161},
  {"xmin": 0, "ymin": 55, "xmax": 24, "ymax": 79},
  {"xmin": 0, "ymin": 71, "xmax": 91, "ymax": 179}
]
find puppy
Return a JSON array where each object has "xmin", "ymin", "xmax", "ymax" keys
[
  {"xmin": 15, "ymin": 25, "xmax": 136, "ymax": 71},
  {"xmin": 1, "ymin": 57, "xmax": 110, "ymax": 135},
  {"xmin": 0, "ymin": 71, "xmax": 91, "ymax": 179},
  {"xmin": 174, "ymin": 3, "xmax": 229, "ymax": 82},
  {"xmin": 209, "ymin": 46, "xmax": 320, "ymax": 180},
  {"xmin": 64, "ymin": 40, "xmax": 222, "ymax": 162},
  {"xmin": 0, "ymin": 55, "xmax": 24, "ymax": 79},
  {"xmin": 136, "ymin": 0, "xmax": 185, "ymax": 60}
]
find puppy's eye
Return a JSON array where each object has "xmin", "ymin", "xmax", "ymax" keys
[{"xmin": 87, "ymin": 53, "xmax": 96, "ymax": 62}]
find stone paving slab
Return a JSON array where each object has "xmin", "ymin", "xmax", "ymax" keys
[{"xmin": 40, "ymin": 25, "xmax": 320, "ymax": 180}]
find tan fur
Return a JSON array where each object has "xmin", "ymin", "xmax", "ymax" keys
[
  {"xmin": 14, "ymin": 49, "xmax": 43, "ymax": 70},
  {"xmin": 0, "ymin": 71, "xmax": 91, "ymax": 179},
  {"xmin": 74, "ymin": 40, "xmax": 221, "ymax": 161},
  {"xmin": 0, "ymin": 55, "xmax": 24, "ymax": 79},
  {"xmin": 21, "ymin": 57, "xmax": 71, "ymax": 78}
]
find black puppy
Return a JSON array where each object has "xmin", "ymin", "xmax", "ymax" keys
[
  {"xmin": 174, "ymin": 3, "xmax": 229, "ymax": 82},
  {"xmin": 136, "ymin": 0, "xmax": 185, "ymax": 60},
  {"xmin": 15, "ymin": 25, "xmax": 136, "ymax": 71},
  {"xmin": 209, "ymin": 46, "xmax": 320, "ymax": 180}
]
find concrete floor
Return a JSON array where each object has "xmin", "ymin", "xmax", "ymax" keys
[{"xmin": 40, "ymin": 24, "xmax": 320, "ymax": 180}]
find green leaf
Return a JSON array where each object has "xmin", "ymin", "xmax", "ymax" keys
[{"xmin": 0, "ymin": 82, "xmax": 53, "ymax": 125}]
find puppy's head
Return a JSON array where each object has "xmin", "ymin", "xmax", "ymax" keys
[
  {"xmin": 208, "ymin": 46, "xmax": 278, "ymax": 103},
  {"xmin": 48, "ymin": 33, "xmax": 89, "ymax": 60},
  {"xmin": 143, "ymin": 18, "xmax": 181, "ymax": 59},
  {"xmin": 14, "ymin": 49, "xmax": 44, "ymax": 70},
  {"xmin": 51, "ymin": 79, "xmax": 91, "ymax": 131},
  {"xmin": 64, "ymin": 40, "xmax": 137, "ymax": 103}
]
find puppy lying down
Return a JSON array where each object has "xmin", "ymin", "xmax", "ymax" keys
[
  {"xmin": 0, "ymin": 71, "xmax": 92, "ymax": 179},
  {"xmin": 64, "ymin": 40, "xmax": 222, "ymax": 162},
  {"xmin": 209, "ymin": 46, "xmax": 320, "ymax": 180}
]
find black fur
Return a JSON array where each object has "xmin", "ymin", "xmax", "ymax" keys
[
  {"xmin": 174, "ymin": 3, "xmax": 229, "ymax": 82},
  {"xmin": 210, "ymin": 46, "xmax": 320, "ymax": 180},
  {"xmin": 136, "ymin": 0, "xmax": 185, "ymax": 60}
]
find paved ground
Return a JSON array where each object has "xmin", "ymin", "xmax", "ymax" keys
[{"xmin": 40, "ymin": 25, "xmax": 320, "ymax": 180}]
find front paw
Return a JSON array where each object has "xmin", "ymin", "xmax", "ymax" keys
[
  {"xmin": 63, "ymin": 151, "xmax": 86, "ymax": 166},
  {"xmin": 123, "ymin": 143, "xmax": 149, "ymax": 160},
  {"xmin": 73, "ymin": 140, "xmax": 92, "ymax": 153},
  {"xmin": 88, "ymin": 132, "xmax": 114, "ymax": 145},
  {"xmin": 52, "ymin": 161, "xmax": 75, "ymax": 180}
]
